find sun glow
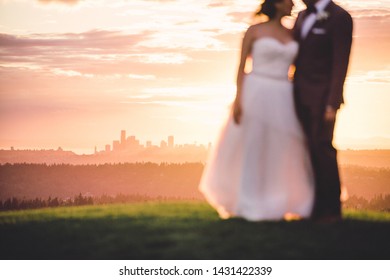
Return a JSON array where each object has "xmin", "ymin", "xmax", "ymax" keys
[{"xmin": 0, "ymin": 0, "xmax": 389, "ymax": 151}]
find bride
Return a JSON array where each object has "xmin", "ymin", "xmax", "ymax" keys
[{"xmin": 199, "ymin": 0, "xmax": 314, "ymax": 221}]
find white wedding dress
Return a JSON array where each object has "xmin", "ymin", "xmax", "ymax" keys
[{"xmin": 199, "ymin": 37, "xmax": 314, "ymax": 221}]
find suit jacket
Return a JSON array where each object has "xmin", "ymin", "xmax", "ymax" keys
[{"xmin": 293, "ymin": 1, "xmax": 353, "ymax": 112}]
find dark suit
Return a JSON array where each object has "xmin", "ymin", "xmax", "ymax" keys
[{"xmin": 293, "ymin": 1, "xmax": 353, "ymax": 219}]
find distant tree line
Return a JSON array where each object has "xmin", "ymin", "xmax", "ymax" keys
[
  {"xmin": 0, "ymin": 162, "xmax": 389, "ymax": 212},
  {"xmin": 0, "ymin": 193, "xmax": 188, "ymax": 211},
  {"xmin": 0, "ymin": 193, "xmax": 92, "ymax": 211},
  {"xmin": 0, "ymin": 162, "xmax": 205, "ymax": 201},
  {"xmin": 1, "ymin": 193, "xmax": 389, "ymax": 212},
  {"xmin": 343, "ymin": 194, "xmax": 390, "ymax": 212}
]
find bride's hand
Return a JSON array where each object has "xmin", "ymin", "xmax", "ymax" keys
[{"xmin": 233, "ymin": 99, "xmax": 242, "ymax": 125}]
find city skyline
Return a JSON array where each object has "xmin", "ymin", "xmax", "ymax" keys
[
  {"xmin": 2, "ymin": 129, "xmax": 212, "ymax": 155},
  {"xmin": 0, "ymin": 129, "xmax": 211, "ymax": 164},
  {"xmin": 3, "ymin": 131, "xmax": 390, "ymax": 155},
  {"xmin": 98, "ymin": 130, "xmax": 211, "ymax": 154}
]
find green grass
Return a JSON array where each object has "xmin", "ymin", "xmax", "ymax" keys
[{"xmin": 1, "ymin": 202, "xmax": 389, "ymax": 259}]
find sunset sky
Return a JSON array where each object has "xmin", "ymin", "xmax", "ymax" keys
[{"xmin": 1, "ymin": 0, "xmax": 390, "ymax": 153}]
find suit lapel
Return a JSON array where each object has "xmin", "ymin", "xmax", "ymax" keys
[{"xmin": 294, "ymin": 11, "xmax": 309, "ymax": 43}]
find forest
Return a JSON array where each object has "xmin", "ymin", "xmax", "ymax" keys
[
  {"xmin": 0, "ymin": 162, "xmax": 389, "ymax": 211},
  {"xmin": 1, "ymin": 193, "xmax": 389, "ymax": 212}
]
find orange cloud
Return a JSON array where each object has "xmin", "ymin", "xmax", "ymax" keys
[{"xmin": 37, "ymin": 0, "xmax": 81, "ymax": 5}]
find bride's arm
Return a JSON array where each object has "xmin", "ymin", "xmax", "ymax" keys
[{"xmin": 233, "ymin": 26, "xmax": 253, "ymax": 125}]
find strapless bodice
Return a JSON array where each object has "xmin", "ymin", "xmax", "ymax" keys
[{"xmin": 250, "ymin": 37, "xmax": 298, "ymax": 80}]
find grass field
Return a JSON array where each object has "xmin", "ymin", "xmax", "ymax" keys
[{"xmin": 1, "ymin": 202, "xmax": 389, "ymax": 260}]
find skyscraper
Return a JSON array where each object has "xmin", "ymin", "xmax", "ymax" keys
[
  {"xmin": 168, "ymin": 136, "xmax": 174, "ymax": 148},
  {"xmin": 113, "ymin": 140, "xmax": 120, "ymax": 151},
  {"xmin": 121, "ymin": 130, "xmax": 126, "ymax": 145}
]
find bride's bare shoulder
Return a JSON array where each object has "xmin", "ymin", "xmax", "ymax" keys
[
  {"xmin": 247, "ymin": 23, "xmax": 268, "ymax": 32},
  {"xmin": 246, "ymin": 23, "xmax": 268, "ymax": 38}
]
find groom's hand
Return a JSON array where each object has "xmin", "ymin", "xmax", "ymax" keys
[
  {"xmin": 233, "ymin": 100, "xmax": 242, "ymax": 125},
  {"xmin": 324, "ymin": 106, "xmax": 337, "ymax": 122}
]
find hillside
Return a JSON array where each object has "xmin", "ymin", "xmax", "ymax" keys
[
  {"xmin": 0, "ymin": 163, "xmax": 389, "ymax": 202},
  {"xmin": 0, "ymin": 202, "xmax": 389, "ymax": 260}
]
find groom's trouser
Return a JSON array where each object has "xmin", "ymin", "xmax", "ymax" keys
[{"xmin": 297, "ymin": 105, "xmax": 341, "ymax": 218}]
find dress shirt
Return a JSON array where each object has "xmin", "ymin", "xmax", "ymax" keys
[{"xmin": 301, "ymin": 0, "xmax": 332, "ymax": 39}]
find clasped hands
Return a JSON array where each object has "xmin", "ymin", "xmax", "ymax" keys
[
  {"xmin": 233, "ymin": 99, "xmax": 242, "ymax": 125},
  {"xmin": 324, "ymin": 105, "xmax": 337, "ymax": 122}
]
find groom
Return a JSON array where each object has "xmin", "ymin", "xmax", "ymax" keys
[{"xmin": 293, "ymin": 0, "xmax": 353, "ymax": 221}]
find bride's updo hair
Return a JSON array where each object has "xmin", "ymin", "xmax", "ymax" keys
[{"xmin": 255, "ymin": 0, "xmax": 283, "ymax": 19}]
